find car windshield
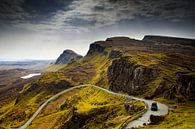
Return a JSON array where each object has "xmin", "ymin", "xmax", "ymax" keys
[{"xmin": 152, "ymin": 103, "xmax": 157, "ymax": 106}]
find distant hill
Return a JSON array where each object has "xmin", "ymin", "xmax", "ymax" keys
[
  {"xmin": 0, "ymin": 60, "xmax": 53, "ymax": 71},
  {"xmin": 55, "ymin": 50, "xmax": 82, "ymax": 64}
]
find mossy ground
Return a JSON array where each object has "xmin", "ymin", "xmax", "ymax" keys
[
  {"xmin": 127, "ymin": 52, "xmax": 167, "ymax": 67},
  {"xmin": 58, "ymin": 54, "xmax": 113, "ymax": 88},
  {"xmin": 44, "ymin": 64, "xmax": 67, "ymax": 72},
  {"xmin": 0, "ymin": 91, "xmax": 51, "ymax": 128}
]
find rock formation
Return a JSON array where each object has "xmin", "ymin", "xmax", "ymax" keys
[
  {"xmin": 55, "ymin": 50, "xmax": 82, "ymax": 64},
  {"xmin": 108, "ymin": 57, "xmax": 157, "ymax": 95}
]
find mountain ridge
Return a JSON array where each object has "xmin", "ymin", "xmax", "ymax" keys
[
  {"xmin": 143, "ymin": 35, "xmax": 195, "ymax": 46},
  {"xmin": 55, "ymin": 49, "xmax": 83, "ymax": 64}
]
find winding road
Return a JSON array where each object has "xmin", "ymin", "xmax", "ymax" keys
[{"xmin": 19, "ymin": 84, "xmax": 168, "ymax": 129}]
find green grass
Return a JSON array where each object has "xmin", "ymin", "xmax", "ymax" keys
[
  {"xmin": 127, "ymin": 52, "xmax": 167, "ymax": 67},
  {"xmin": 34, "ymin": 72, "xmax": 72, "ymax": 84},
  {"xmin": 0, "ymin": 90, "xmax": 52, "ymax": 128},
  {"xmin": 0, "ymin": 72, "xmax": 72, "ymax": 128},
  {"xmin": 57, "ymin": 53, "xmax": 113, "ymax": 88},
  {"xmin": 44, "ymin": 64, "xmax": 67, "ymax": 72},
  {"xmin": 88, "ymin": 54, "xmax": 112, "ymax": 88},
  {"xmin": 27, "ymin": 86, "xmax": 145, "ymax": 129},
  {"xmin": 27, "ymin": 110, "xmax": 70, "ymax": 129}
]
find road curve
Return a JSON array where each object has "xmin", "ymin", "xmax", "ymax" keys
[
  {"xmin": 124, "ymin": 99, "xmax": 168, "ymax": 128},
  {"xmin": 18, "ymin": 84, "xmax": 168, "ymax": 129}
]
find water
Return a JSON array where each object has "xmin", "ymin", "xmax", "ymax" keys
[{"xmin": 20, "ymin": 73, "xmax": 41, "ymax": 79}]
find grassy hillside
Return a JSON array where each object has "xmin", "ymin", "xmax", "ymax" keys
[
  {"xmin": 26, "ymin": 86, "xmax": 145, "ymax": 129},
  {"xmin": 58, "ymin": 53, "xmax": 113, "ymax": 88},
  {"xmin": 0, "ymin": 72, "xmax": 144, "ymax": 129},
  {"xmin": 44, "ymin": 64, "xmax": 67, "ymax": 72},
  {"xmin": 0, "ymin": 72, "xmax": 73, "ymax": 128}
]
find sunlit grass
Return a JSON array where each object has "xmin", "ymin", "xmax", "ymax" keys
[
  {"xmin": 127, "ymin": 52, "xmax": 167, "ymax": 67},
  {"xmin": 44, "ymin": 64, "xmax": 67, "ymax": 72},
  {"xmin": 27, "ymin": 86, "xmax": 145, "ymax": 129}
]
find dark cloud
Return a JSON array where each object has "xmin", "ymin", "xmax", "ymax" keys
[
  {"xmin": 23, "ymin": 0, "xmax": 73, "ymax": 19},
  {"xmin": 108, "ymin": 0, "xmax": 195, "ymax": 21},
  {"xmin": 0, "ymin": 0, "xmax": 27, "ymax": 24},
  {"xmin": 0, "ymin": 0, "xmax": 73, "ymax": 25},
  {"xmin": 0, "ymin": 0, "xmax": 194, "ymax": 32},
  {"xmin": 0, "ymin": 0, "xmax": 194, "ymax": 60}
]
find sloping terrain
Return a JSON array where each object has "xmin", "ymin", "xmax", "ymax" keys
[
  {"xmin": 0, "ymin": 72, "xmax": 73, "ymax": 128},
  {"xmin": 0, "ymin": 69, "xmax": 35, "ymax": 105},
  {"xmin": 26, "ymin": 86, "xmax": 145, "ymax": 129},
  {"xmin": 0, "ymin": 35, "xmax": 194, "ymax": 129}
]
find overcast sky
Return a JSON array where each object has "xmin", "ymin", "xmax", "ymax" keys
[{"xmin": 0, "ymin": 0, "xmax": 195, "ymax": 60}]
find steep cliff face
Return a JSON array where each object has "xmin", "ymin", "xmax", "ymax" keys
[
  {"xmin": 86, "ymin": 42, "xmax": 108, "ymax": 56},
  {"xmin": 108, "ymin": 57, "xmax": 195, "ymax": 101},
  {"xmin": 154, "ymin": 73, "xmax": 195, "ymax": 101},
  {"xmin": 177, "ymin": 73, "xmax": 195, "ymax": 100},
  {"xmin": 84, "ymin": 36, "xmax": 195, "ymax": 101},
  {"xmin": 55, "ymin": 50, "xmax": 82, "ymax": 64},
  {"xmin": 108, "ymin": 57, "xmax": 157, "ymax": 95}
]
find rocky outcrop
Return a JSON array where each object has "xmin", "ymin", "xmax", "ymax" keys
[
  {"xmin": 153, "ymin": 73, "xmax": 195, "ymax": 101},
  {"xmin": 86, "ymin": 37, "xmax": 133, "ymax": 56},
  {"xmin": 55, "ymin": 50, "xmax": 82, "ymax": 64},
  {"xmin": 108, "ymin": 50, "xmax": 122, "ymax": 58},
  {"xmin": 158, "ymin": 82, "xmax": 177, "ymax": 101},
  {"xmin": 86, "ymin": 42, "xmax": 107, "ymax": 56},
  {"xmin": 177, "ymin": 73, "xmax": 195, "ymax": 100},
  {"xmin": 108, "ymin": 57, "xmax": 157, "ymax": 95},
  {"xmin": 150, "ymin": 115, "xmax": 164, "ymax": 125}
]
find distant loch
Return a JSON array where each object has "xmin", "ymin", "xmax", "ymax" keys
[{"xmin": 21, "ymin": 73, "xmax": 41, "ymax": 79}]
